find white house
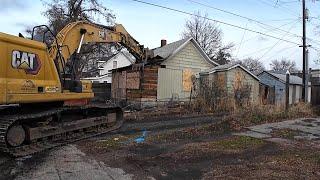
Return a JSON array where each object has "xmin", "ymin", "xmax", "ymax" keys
[{"xmin": 84, "ymin": 51, "xmax": 135, "ymax": 83}]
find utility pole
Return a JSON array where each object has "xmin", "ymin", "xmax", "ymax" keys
[{"xmin": 302, "ymin": 0, "xmax": 307, "ymax": 102}]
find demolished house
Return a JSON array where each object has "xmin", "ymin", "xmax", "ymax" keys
[
  {"xmin": 111, "ymin": 37, "xmax": 218, "ymax": 107},
  {"xmin": 199, "ymin": 64, "xmax": 260, "ymax": 106}
]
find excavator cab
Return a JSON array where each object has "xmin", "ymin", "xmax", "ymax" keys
[{"xmin": 31, "ymin": 25, "xmax": 86, "ymax": 93}]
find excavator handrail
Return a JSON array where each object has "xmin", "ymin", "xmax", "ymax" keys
[{"xmin": 31, "ymin": 25, "xmax": 58, "ymax": 44}]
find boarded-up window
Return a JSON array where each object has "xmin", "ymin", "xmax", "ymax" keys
[
  {"xmin": 234, "ymin": 70, "xmax": 244, "ymax": 90},
  {"xmin": 183, "ymin": 69, "xmax": 193, "ymax": 91}
]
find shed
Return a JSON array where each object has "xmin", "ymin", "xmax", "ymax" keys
[
  {"xmin": 199, "ymin": 64, "xmax": 260, "ymax": 105},
  {"xmin": 111, "ymin": 37, "xmax": 217, "ymax": 106},
  {"xmin": 258, "ymin": 71, "xmax": 311, "ymax": 105}
]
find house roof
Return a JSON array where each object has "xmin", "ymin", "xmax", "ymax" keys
[
  {"xmin": 200, "ymin": 63, "xmax": 260, "ymax": 81},
  {"xmin": 98, "ymin": 51, "xmax": 135, "ymax": 68},
  {"xmin": 152, "ymin": 37, "xmax": 219, "ymax": 66},
  {"xmin": 259, "ymin": 71, "xmax": 311, "ymax": 85}
]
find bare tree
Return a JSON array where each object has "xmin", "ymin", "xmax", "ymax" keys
[
  {"xmin": 215, "ymin": 44, "xmax": 234, "ymax": 65},
  {"xmin": 26, "ymin": 0, "xmax": 118, "ymax": 78},
  {"xmin": 240, "ymin": 58, "xmax": 265, "ymax": 74},
  {"xmin": 181, "ymin": 11, "xmax": 233, "ymax": 64},
  {"xmin": 42, "ymin": 0, "xmax": 115, "ymax": 35},
  {"xmin": 270, "ymin": 58, "xmax": 298, "ymax": 72}
]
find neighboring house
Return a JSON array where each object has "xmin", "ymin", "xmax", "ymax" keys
[
  {"xmin": 111, "ymin": 37, "xmax": 218, "ymax": 106},
  {"xmin": 84, "ymin": 51, "xmax": 135, "ymax": 83},
  {"xmin": 199, "ymin": 63, "xmax": 260, "ymax": 105},
  {"xmin": 258, "ymin": 71, "xmax": 311, "ymax": 105}
]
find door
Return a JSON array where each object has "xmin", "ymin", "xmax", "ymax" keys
[{"xmin": 157, "ymin": 68, "xmax": 182, "ymax": 101}]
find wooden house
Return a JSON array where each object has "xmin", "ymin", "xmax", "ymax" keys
[
  {"xmin": 111, "ymin": 37, "xmax": 218, "ymax": 107},
  {"xmin": 199, "ymin": 64, "xmax": 260, "ymax": 105}
]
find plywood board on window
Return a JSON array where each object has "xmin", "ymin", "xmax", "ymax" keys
[{"xmin": 183, "ymin": 69, "xmax": 194, "ymax": 92}]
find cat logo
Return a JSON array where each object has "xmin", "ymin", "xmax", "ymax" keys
[{"xmin": 12, "ymin": 50, "xmax": 41, "ymax": 75}]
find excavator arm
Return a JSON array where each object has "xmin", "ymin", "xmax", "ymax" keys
[
  {"xmin": 44, "ymin": 21, "xmax": 152, "ymax": 76},
  {"xmin": 38, "ymin": 21, "xmax": 153, "ymax": 92},
  {"xmin": 48, "ymin": 21, "xmax": 152, "ymax": 63}
]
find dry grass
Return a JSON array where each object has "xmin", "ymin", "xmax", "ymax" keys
[
  {"xmin": 224, "ymin": 102, "xmax": 315, "ymax": 131},
  {"xmin": 159, "ymin": 136, "xmax": 266, "ymax": 162},
  {"xmin": 93, "ymin": 134, "xmax": 140, "ymax": 150},
  {"xmin": 147, "ymin": 120, "xmax": 231, "ymax": 143}
]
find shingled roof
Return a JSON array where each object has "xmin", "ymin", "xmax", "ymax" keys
[
  {"xmin": 266, "ymin": 71, "xmax": 311, "ymax": 85},
  {"xmin": 200, "ymin": 63, "xmax": 260, "ymax": 81},
  {"xmin": 152, "ymin": 37, "xmax": 219, "ymax": 66}
]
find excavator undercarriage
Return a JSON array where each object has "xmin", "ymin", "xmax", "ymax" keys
[{"xmin": 0, "ymin": 104, "xmax": 123, "ymax": 157}]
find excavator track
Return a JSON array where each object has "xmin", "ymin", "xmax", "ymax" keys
[{"xmin": 0, "ymin": 105, "xmax": 123, "ymax": 157}]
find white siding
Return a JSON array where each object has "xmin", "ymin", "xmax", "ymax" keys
[
  {"xmin": 95, "ymin": 53, "xmax": 133, "ymax": 83},
  {"xmin": 308, "ymin": 86, "xmax": 312, "ymax": 103},
  {"xmin": 158, "ymin": 42, "xmax": 215, "ymax": 100},
  {"xmin": 161, "ymin": 42, "xmax": 213, "ymax": 71},
  {"xmin": 99, "ymin": 54, "xmax": 133, "ymax": 76},
  {"xmin": 289, "ymin": 85, "xmax": 293, "ymax": 105}
]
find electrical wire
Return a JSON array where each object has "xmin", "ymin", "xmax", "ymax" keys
[
  {"xmin": 233, "ymin": 19, "xmax": 300, "ymax": 47},
  {"xmin": 258, "ymin": 20, "xmax": 299, "ymax": 60},
  {"xmin": 236, "ymin": 22, "xmax": 248, "ymax": 57},
  {"xmin": 263, "ymin": 45, "xmax": 298, "ymax": 60},
  {"xmin": 255, "ymin": 0, "xmax": 300, "ymax": 16},
  {"xmin": 186, "ymin": 0, "xmax": 301, "ymax": 39},
  {"xmin": 131, "ymin": 0, "xmax": 301, "ymax": 46}
]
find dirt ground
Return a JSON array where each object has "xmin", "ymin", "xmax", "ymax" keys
[
  {"xmin": 77, "ymin": 118, "xmax": 320, "ymax": 180},
  {"xmin": 1, "ymin": 115, "xmax": 320, "ymax": 180}
]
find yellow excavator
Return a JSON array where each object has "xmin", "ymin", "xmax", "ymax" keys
[{"xmin": 0, "ymin": 21, "xmax": 152, "ymax": 156}]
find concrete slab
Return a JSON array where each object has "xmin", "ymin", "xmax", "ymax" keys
[
  {"xmin": 14, "ymin": 145, "xmax": 133, "ymax": 180},
  {"xmin": 237, "ymin": 118, "xmax": 320, "ymax": 143}
]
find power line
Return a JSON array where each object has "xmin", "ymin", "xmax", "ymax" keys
[
  {"xmin": 241, "ymin": 45, "xmax": 280, "ymax": 58},
  {"xmin": 241, "ymin": 44, "xmax": 296, "ymax": 58},
  {"xmin": 263, "ymin": 45, "xmax": 298, "ymax": 60},
  {"xmin": 258, "ymin": 21, "xmax": 299, "ymax": 60},
  {"xmin": 255, "ymin": 0, "xmax": 300, "ymax": 16},
  {"xmin": 236, "ymin": 22, "xmax": 248, "ymax": 57},
  {"xmin": 233, "ymin": 19, "xmax": 299, "ymax": 46},
  {"xmin": 260, "ymin": 18, "xmax": 300, "ymax": 22},
  {"xmin": 186, "ymin": 0, "xmax": 302, "ymax": 38},
  {"xmin": 131, "ymin": 0, "xmax": 301, "ymax": 46},
  {"xmin": 278, "ymin": 0, "xmax": 300, "ymax": 4}
]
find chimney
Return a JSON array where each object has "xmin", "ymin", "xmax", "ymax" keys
[{"xmin": 161, "ymin": 39, "xmax": 167, "ymax": 47}]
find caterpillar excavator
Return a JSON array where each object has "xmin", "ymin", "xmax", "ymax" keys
[{"xmin": 0, "ymin": 21, "xmax": 152, "ymax": 156}]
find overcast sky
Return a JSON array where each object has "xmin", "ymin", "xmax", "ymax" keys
[{"xmin": 1, "ymin": 0, "xmax": 320, "ymax": 70}]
